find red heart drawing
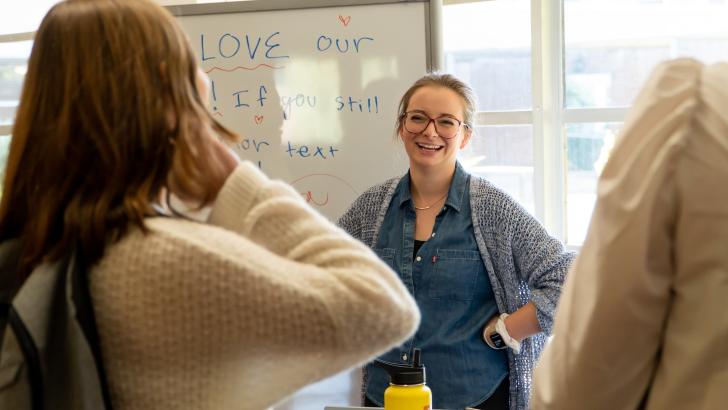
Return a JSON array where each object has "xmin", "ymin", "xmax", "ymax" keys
[
  {"xmin": 338, "ymin": 15, "xmax": 351, "ymax": 27},
  {"xmin": 254, "ymin": 115, "xmax": 264, "ymax": 125}
]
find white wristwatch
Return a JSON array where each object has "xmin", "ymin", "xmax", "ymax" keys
[{"xmin": 483, "ymin": 313, "xmax": 521, "ymax": 354}]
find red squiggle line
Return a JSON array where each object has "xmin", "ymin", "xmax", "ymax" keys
[
  {"xmin": 289, "ymin": 173, "xmax": 358, "ymax": 194},
  {"xmin": 303, "ymin": 191, "xmax": 329, "ymax": 206},
  {"xmin": 204, "ymin": 64, "xmax": 285, "ymax": 74}
]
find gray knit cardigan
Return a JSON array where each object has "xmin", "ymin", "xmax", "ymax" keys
[{"xmin": 338, "ymin": 173, "xmax": 576, "ymax": 410}]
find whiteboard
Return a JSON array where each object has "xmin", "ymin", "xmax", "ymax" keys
[{"xmin": 170, "ymin": 0, "xmax": 441, "ymax": 220}]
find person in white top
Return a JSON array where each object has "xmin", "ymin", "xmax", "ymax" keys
[
  {"xmin": 0, "ymin": 0, "xmax": 420, "ymax": 409},
  {"xmin": 531, "ymin": 58, "xmax": 728, "ymax": 409}
]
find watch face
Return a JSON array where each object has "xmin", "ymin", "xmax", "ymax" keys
[{"xmin": 489, "ymin": 332, "xmax": 507, "ymax": 349}]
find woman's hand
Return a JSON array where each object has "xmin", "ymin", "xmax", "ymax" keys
[{"xmin": 167, "ymin": 131, "xmax": 240, "ymax": 205}]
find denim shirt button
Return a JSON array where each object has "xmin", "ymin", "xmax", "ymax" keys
[
  {"xmin": 431, "ymin": 232, "xmax": 436, "ymax": 237},
  {"xmin": 401, "ymin": 353, "xmax": 408, "ymax": 361},
  {"xmin": 415, "ymin": 256, "xmax": 421, "ymax": 262}
]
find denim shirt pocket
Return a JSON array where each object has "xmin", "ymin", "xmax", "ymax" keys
[
  {"xmin": 373, "ymin": 248, "xmax": 396, "ymax": 270},
  {"xmin": 428, "ymin": 249, "xmax": 481, "ymax": 301}
]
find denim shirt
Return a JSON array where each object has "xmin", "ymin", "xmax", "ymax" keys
[{"xmin": 366, "ymin": 164, "xmax": 508, "ymax": 409}]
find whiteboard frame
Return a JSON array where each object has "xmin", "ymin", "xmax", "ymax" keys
[{"xmin": 166, "ymin": 0, "xmax": 442, "ymax": 71}]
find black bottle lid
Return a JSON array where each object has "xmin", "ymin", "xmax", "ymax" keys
[{"xmin": 374, "ymin": 348, "xmax": 426, "ymax": 385}]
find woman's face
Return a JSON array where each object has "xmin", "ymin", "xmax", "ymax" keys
[{"xmin": 399, "ymin": 85, "xmax": 471, "ymax": 173}]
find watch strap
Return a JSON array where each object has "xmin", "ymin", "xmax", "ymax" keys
[
  {"xmin": 489, "ymin": 330, "xmax": 507, "ymax": 349},
  {"xmin": 483, "ymin": 313, "xmax": 522, "ymax": 354}
]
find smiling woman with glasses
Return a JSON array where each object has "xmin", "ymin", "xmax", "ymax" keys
[{"xmin": 338, "ymin": 73, "xmax": 574, "ymax": 410}]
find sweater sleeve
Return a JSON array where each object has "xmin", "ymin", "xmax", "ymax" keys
[
  {"xmin": 499, "ymin": 193, "xmax": 575, "ymax": 335},
  {"xmin": 205, "ymin": 162, "xmax": 420, "ymax": 404},
  {"xmin": 92, "ymin": 162, "xmax": 419, "ymax": 410}
]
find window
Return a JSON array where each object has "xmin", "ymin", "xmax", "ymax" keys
[
  {"xmin": 444, "ymin": 0, "xmax": 534, "ymax": 214},
  {"xmin": 0, "ymin": 0, "xmax": 61, "ymax": 138},
  {"xmin": 564, "ymin": 0, "xmax": 728, "ymax": 244},
  {"xmin": 1, "ymin": 0, "xmax": 53, "ymax": 185},
  {"xmin": 565, "ymin": 122, "xmax": 620, "ymax": 243},
  {"xmin": 0, "ymin": 40, "xmax": 32, "ymax": 127},
  {"xmin": 444, "ymin": 0, "xmax": 728, "ymax": 245},
  {"xmin": 445, "ymin": 1, "xmax": 532, "ymax": 112},
  {"xmin": 463, "ymin": 125, "xmax": 535, "ymax": 214}
]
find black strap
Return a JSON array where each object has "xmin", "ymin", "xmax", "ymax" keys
[
  {"xmin": 0, "ymin": 302, "xmax": 9, "ymax": 319},
  {"xmin": 70, "ymin": 249, "xmax": 114, "ymax": 410},
  {"xmin": 7, "ymin": 305, "xmax": 43, "ymax": 410}
]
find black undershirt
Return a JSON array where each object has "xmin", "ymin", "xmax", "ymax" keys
[{"xmin": 413, "ymin": 240, "xmax": 426, "ymax": 259}]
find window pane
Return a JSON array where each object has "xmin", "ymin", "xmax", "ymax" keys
[
  {"xmin": 0, "ymin": 0, "xmax": 60, "ymax": 35},
  {"xmin": 460, "ymin": 125, "xmax": 534, "ymax": 214},
  {"xmin": 0, "ymin": 41, "xmax": 32, "ymax": 126},
  {"xmin": 565, "ymin": 0, "xmax": 728, "ymax": 108},
  {"xmin": 566, "ymin": 122, "xmax": 622, "ymax": 245},
  {"xmin": 444, "ymin": 0, "xmax": 531, "ymax": 111}
]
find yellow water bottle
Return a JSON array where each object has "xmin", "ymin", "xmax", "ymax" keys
[{"xmin": 374, "ymin": 348, "xmax": 432, "ymax": 410}]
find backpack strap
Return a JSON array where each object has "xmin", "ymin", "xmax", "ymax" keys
[
  {"xmin": 6, "ymin": 303, "xmax": 43, "ymax": 410},
  {"xmin": 70, "ymin": 249, "xmax": 113, "ymax": 410},
  {"xmin": 2, "ymin": 250, "xmax": 73, "ymax": 410}
]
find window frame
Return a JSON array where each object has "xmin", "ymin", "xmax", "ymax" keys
[
  {"xmin": 444, "ymin": 0, "xmax": 630, "ymax": 246},
  {"xmin": 533, "ymin": 0, "xmax": 629, "ymax": 246}
]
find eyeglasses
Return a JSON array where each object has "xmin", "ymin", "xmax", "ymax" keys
[{"xmin": 402, "ymin": 111, "xmax": 466, "ymax": 139}]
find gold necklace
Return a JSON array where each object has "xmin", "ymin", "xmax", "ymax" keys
[{"xmin": 413, "ymin": 192, "xmax": 448, "ymax": 210}]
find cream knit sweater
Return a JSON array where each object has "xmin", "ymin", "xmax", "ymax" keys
[{"xmin": 89, "ymin": 162, "xmax": 420, "ymax": 409}]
